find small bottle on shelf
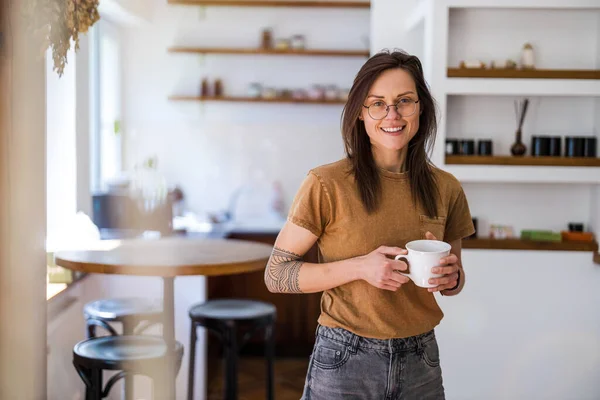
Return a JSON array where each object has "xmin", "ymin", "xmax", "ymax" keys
[
  {"xmin": 214, "ymin": 79, "xmax": 223, "ymax": 97},
  {"xmin": 200, "ymin": 78, "xmax": 210, "ymax": 97}
]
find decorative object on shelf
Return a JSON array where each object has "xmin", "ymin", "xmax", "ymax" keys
[
  {"xmin": 548, "ymin": 136, "xmax": 562, "ymax": 157},
  {"xmin": 520, "ymin": 230, "xmax": 561, "ymax": 242},
  {"xmin": 477, "ymin": 140, "xmax": 493, "ymax": 156},
  {"xmin": 520, "ymin": 43, "xmax": 535, "ymax": 70},
  {"xmin": 531, "ymin": 136, "xmax": 561, "ymax": 157},
  {"xmin": 261, "ymin": 28, "xmax": 273, "ymax": 49},
  {"xmin": 490, "ymin": 225, "xmax": 514, "ymax": 239},
  {"xmin": 214, "ymin": 79, "xmax": 223, "ymax": 96},
  {"xmin": 565, "ymin": 136, "xmax": 585, "ymax": 157},
  {"xmin": 561, "ymin": 231, "xmax": 595, "ymax": 242},
  {"xmin": 531, "ymin": 136, "xmax": 550, "ymax": 156},
  {"xmin": 290, "ymin": 35, "xmax": 306, "ymax": 50},
  {"xmin": 26, "ymin": 0, "xmax": 100, "ymax": 76},
  {"xmin": 460, "ymin": 139, "xmax": 475, "ymax": 155},
  {"xmin": 445, "ymin": 139, "xmax": 460, "ymax": 155},
  {"xmin": 510, "ymin": 98, "xmax": 529, "ymax": 156},
  {"xmin": 308, "ymin": 85, "xmax": 326, "ymax": 100},
  {"xmin": 324, "ymin": 85, "xmax": 339, "ymax": 100},
  {"xmin": 262, "ymin": 87, "xmax": 277, "ymax": 99},
  {"xmin": 275, "ymin": 39, "xmax": 290, "ymax": 50},
  {"xmin": 459, "ymin": 60, "xmax": 486, "ymax": 69},
  {"xmin": 583, "ymin": 137, "xmax": 597, "ymax": 158},
  {"xmin": 568, "ymin": 222, "xmax": 584, "ymax": 232},
  {"xmin": 247, "ymin": 83, "xmax": 262, "ymax": 98},
  {"xmin": 201, "ymin": 78, "xmax": 210, "ymax": 97},
  {"xmin": 490, "ymin": 59, "xmax": 517, "ymax": 69},
  {"xmin": 279, "ymin": 89, "xmax": 293, "ymax": 99},
  {"xmin": 292, "ymin": 89, "xmax": 308, "ymax": 100}
]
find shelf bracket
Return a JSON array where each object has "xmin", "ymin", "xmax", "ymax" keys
[
  {"xmin": 198, "ymin": 54, "xmax": 205, "ymax": 66},
  {"xmin": 198, "ymin": 6, "xmax": 206, "ymax": 20}
]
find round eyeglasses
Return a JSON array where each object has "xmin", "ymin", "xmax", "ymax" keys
[{"xmin": 362, "ymin": 98, "xmax": 420, "ymax": 120}]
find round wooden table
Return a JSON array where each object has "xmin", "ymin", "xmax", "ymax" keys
[{"xmin": 55, "ymin": 237, "xmax": 273, "ymax": 399}]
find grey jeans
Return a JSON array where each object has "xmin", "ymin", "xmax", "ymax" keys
[{"xmin": 301, "ymin": 325, "xmax": 445, "ymax": 400}]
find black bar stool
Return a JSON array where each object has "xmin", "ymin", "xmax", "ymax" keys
[
  {"xmin": 187, "ymin": 299, "xmax": 276, "ymax": 400},
  {"xmin": 73, "ymin": 335, "xmax": 184, "ymax": 400},
  {"xmin": 84, "ymin": 297, "xmax": 163, "ymax": 338}
]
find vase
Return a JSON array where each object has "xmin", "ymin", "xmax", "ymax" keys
[{"xmin": 511, "ymin": 129, "xmax": 527, "ymax": 156}]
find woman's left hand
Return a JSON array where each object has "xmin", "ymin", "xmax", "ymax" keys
[{"xmin": 424, "ymin": 231, "xmax": 460, "ymax": 292}]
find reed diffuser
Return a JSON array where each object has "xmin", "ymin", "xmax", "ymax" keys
[{"xmin": 511, "ymin": 98, "xmax": 529, "ymax": 156}]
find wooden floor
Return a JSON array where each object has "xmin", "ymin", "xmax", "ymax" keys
[{"xmin": 207, "ymin": 357, "xmax": 309, "ymax": 400}]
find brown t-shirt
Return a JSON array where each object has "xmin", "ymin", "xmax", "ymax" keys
[{"xmin": 288, "ymin": 158, "xmax": 475, "ymax": 339}]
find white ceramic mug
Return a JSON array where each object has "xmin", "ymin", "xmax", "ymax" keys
[{"xmin": 394, "ymin": 240, "xmax": 451, "ymax": 288}]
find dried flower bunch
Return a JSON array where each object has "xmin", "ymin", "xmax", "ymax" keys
[{"xmin": 25, "ymin": 0, "xmax": 100, "ymax": 76}]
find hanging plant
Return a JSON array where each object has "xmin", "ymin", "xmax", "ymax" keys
[{"xmin": 25, "ymin": 0, "xmax": 100, "ymax": 76}]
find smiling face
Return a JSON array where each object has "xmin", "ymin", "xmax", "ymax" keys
[{"xmin": 360, "ymin": 68, "xmax": 421, "ymax": 157}]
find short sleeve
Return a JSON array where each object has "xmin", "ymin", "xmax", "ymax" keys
[
  {"xmin": 444, "ymin": 186, "xmax": 475, "ymax": 242},
  {"xmin": 287, "ymin": 171, "xmax": 331, "ymax": 237}
]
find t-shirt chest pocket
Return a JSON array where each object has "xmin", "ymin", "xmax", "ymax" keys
[{"xmin": 419, "ymin": 215, "xmax": 447, "ymax": 241}]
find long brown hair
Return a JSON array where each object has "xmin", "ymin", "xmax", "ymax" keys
[{"xmin": 341, "ymin": 49, "xmax": 439, "ymax": 217}]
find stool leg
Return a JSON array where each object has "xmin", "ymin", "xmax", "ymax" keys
[
  {"xmin": 86, "ymin": 320, "xmax": 96, "ymax": 339},
  {"xmin": 187, "ymin": 321, "xmax": 197, "ymax": 400},
  {"xmin": 90, "ymin": 369, "xmax": 103, "ymax": 400},
  {"xmin": 122, "ymin": 319, "xmax": 136, "ymax": 400},
  {"xmin": 265, "ymin": 323, "xmax": 275, "ymax": 400},
  {"xmin": 224, "ymin": 323, "xmax": 238, "ymax": 400}
]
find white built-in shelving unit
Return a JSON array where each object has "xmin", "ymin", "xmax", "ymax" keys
[{"xmin": 405, "ymin": 0, "xmax": 600, "ymax": 248}]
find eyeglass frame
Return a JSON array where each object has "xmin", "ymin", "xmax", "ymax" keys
[{"xmin": 362, "ymin": 98, "xmax": 420, "ymax": 120}]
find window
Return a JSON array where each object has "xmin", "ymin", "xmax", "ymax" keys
[{"xmin": 92, "ymin": 19, "xmax": 123, "ymax": 192}]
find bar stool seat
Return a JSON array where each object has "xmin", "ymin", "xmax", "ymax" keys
[
  {"xmin": 84, "ymin": 297, "xmax": 162, "ymax": 338},
  {"xmin": 187, "ymin": 299, "xmax": 277, "ymax": 400},
  {"xmin": 73, "ymin": 335, "xmax": 184, "ymax": 400},
  {"xmin": 189, "ymin": 298, "xmax": 276, "ymax": 321}
]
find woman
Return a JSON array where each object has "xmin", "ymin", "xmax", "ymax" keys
[{"xmin": 264, "ymin": 50, "xmax": 475, "ymax": 399}]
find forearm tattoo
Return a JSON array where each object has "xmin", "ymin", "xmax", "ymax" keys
[{"xmin": 265, "ymin": 246, "xmax": 304, "ymax": 293}]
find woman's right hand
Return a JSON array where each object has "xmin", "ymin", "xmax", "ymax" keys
[{"xmin": 356, "ymin": 246, "xmax": 410, "ymax": 291}]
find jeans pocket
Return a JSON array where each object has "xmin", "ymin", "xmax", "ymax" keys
[
  {"xmin": 421, "ymin": 338, "xmax": 441, "ymax": 368},
  {"xmin": 312, "ymin": 336, "xmax": 350, "ymax": 370}
]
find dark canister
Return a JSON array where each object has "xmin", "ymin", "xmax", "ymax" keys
[
  {"xmin": 477, "ymin": 140, "xmax": 493, "ymax": 156},
  {"xmin": 460, "ymin": 139, "xmax": 475, "ymax": 155},
  {"xmin": 531, "ymin": 136, "xmax": 550, "ymax": 156},
  {"xmin": 565, "ymin": 137, "xmax": 585, "ymax": 157},
  {"xmin": 445, "ymin": 139, "xmax": 460, "ymax": 155},
  {"xmin": 583, "ymin": 137, "xmax": 597, "ymax": 158},
  {"xmin": 568, "ymin": 222, "xmax": 584, "ymax": 232},
  {"xmin": 548, "ymin": 136, "xmax": 562, "ymax": 156}
]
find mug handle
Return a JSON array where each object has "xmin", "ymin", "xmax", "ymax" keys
[{"xmin": 394, "ymin": 254, "xmax": 411, "ymax": 278}]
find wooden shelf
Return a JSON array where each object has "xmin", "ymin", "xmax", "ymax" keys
[
  {"xmin": 463, "ymin": 238, "xmax": 598, "ymax": 252},
  {"xmin": 446, "ymin": 155, "xmax": 600, "ymax": 167},
  {"xmin": 447, "ymin": 68, "xmax": 600, "ymax": 80},
  {"xmin": 169, "ymin": 95, "xmax": 346, "ymax": 104},
  {"xmin": 168, "ymin": 47, "xmax": 369, "ymax": 57},
  {"xmin": 168, "ymin": 0, "xmax": 370, "ymax": 8}
]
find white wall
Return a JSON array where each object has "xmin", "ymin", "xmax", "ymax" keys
[
  {"xmin": 122, "ymin": 0, "xmax": 369, "ymax": 215},
  {"xmin": 437, "ymin": 250, "xmax": 600, "ymax": 400}
]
